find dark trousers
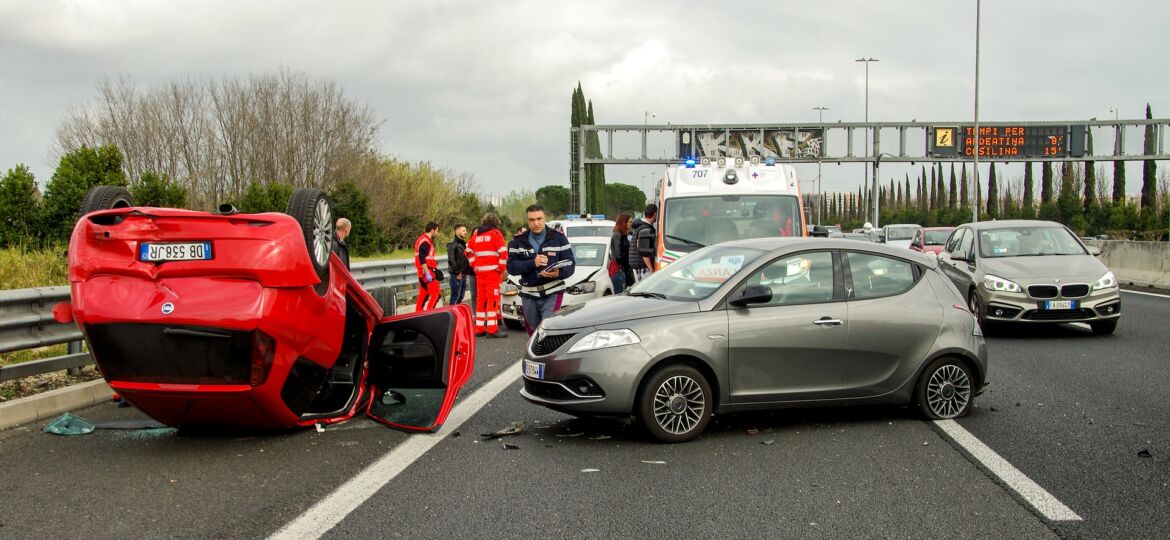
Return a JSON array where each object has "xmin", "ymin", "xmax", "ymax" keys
[{"xmin": 450, "ymin": 275, "xmax": 467, "ymax": 305}]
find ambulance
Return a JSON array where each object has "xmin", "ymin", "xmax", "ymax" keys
[{"xmin": 653, "ymin": 155, "xmax": 807, "ymax": 269}]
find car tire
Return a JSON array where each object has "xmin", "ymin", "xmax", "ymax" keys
[
  {"xmin": 636, "ymin": 364, "xmax": 712, "ymax": 443},
  {"xmin": 504, "ymin": 318, "xmax": 525, "ymax": 331},
  {"xmin": 80, "ymin": 186, "xmax": 134, "ymax": 216},
  {"xmin": 369, "ymin": 286, "xmax": 396, "ymax": 316},
  {"xmin": 1089, "ymin": 319, "xmax": 1118, "ymax": 335},
  {"xmin": 967, "ymin": 289, "xmax": 994, "ymax": 335},
  {"xmin": 915, "ymin": 357, "xmax": 975, "ymax": 420},
  {"xmin": 285, "ymin": 188, "xmax": 332, "ymax": 296}
]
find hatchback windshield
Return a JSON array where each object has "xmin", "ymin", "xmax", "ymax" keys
[
  {"xmin": 924, "ymin": 230, "xmax": 952, "ymax": 245},
  {"xmin": 662, "ymin": 195, "xmax": 801, "ymax": 252},
  {"xmin": 561, "ymin": 225, "xmax": 611, "ymax": 237},
  {"xmin": 571, "ymin": 243, "xmax": 606, "ymax": 267},
  {"xmin": 627, "ymin": 245, "xmax": 764, "ymax": 301},
  {"xmin": 885, "ymin": 226, "xmax": 919, "ymax": 241},
  {"xmin": 978, "ymin": 226, "xmax": 1086, "ymax": 258}
]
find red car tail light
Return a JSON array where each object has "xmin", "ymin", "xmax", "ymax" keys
[{"xmin": 250, "ymin": 331, "xmax": 276, "ymax": 386}]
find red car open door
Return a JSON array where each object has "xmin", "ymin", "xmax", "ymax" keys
[{"xmin": 365, "ymin": 304, "xmax": 475, "ymax": 432}]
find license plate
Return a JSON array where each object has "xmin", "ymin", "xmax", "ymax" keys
[
  {"xmin": 1043, "ymin": 300, "xmax": 1077, "ymax": 310},
  {"xmin": 139, "ymin": 242, "xmax": 213, "ymax": 262},
  {"xmin": 522, "ymin": 359, "xmax": 545, "ymax": 380}
]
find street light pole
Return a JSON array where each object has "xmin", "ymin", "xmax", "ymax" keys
[
  {"xmin": 812, "ymin": 106, "xmax": 830, "ymax": 224},
  {"xmin": 971, "ymin": 0, "xmax": 981, "ymax": 223},
  {"xmin": 856, "ymin": 57, "xmax": 879, "ymax": 226}
]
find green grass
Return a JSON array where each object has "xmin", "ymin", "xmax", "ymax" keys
[
  {"xmin": 353, "ymin": 249, "xmax": 416, "ymax": 262},
  {"xmin": 0, "ymin": 344, "xmax": 69, "ymax": 367},
  {"xmin": 0, "ymin": 246, "xmax": 68, "ymax": 289}
]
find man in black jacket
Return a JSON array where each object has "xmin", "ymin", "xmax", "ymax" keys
[
  {"xmin": 446, "ymin": 224, "xmax": 471, "ymax": 306},
  {"xmin": 627, "ymin": 204, "xmax": 658, "ymax": 281},
  {"xmin": 332, "ymin": 218, "xmax": 351, "ymax": 270}
]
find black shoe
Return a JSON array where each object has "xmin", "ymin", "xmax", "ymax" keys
[{"xmin": 487, "ymin": 331, "xmax": 508, "ymax": 338}]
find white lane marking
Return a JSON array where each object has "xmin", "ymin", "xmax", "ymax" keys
[
  {"xmin": 934, "ymin": 419, "xmax": 1082, "ymax": 522},
  {"xmin": 271, "ymin": 361, "xmax": 522, "ymax": 539},
  {"xmin": 1121, "ymin": 289, "xmax": 1170, "ymax": 299}
]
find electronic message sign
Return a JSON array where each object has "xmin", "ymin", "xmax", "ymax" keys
[{"xmin": 930, "ymin": 125, "xmax": 1085, "ymax": 159}]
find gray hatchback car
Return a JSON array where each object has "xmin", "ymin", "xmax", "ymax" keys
[
  {"xmin": 520, "ymin": 238, "xmax": 988, "ymax": 443},
  {"xmin": 936, "ymin": 220, "xmax": 1121, "ymax": 334}
]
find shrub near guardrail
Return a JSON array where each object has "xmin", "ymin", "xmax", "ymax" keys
[{"xmin": 0, "ymin": 247, "xmax": 68, "ymax": 289}]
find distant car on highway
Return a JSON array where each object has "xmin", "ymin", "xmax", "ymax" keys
[
  {"xmin": 839, "ymin": 232, "xmax": 874, "ymax": 242},
  {"xmin": 880, "ymin": 224, "xmax": 922, "ymax": 249},
  {"xmin": 58, "ymin": 186, "xmax": 475, "ymax": 432},
  {"xmin": 937, "ymin": 220, "xmax": 1121, "ymax": 334},
  {"xmin": 547, "ymin": 216, "xmax": 616, "ymax": 238},
  {"xmin": 520, "ymin": 238, "xmax": 988, "ymax": 442},
  {"xmin": 910, "ymin": 226, "xmax": 956, "ymax": 256},
  {"xmin": 502, "ymin": 236, "xmax": 615, "ymax": 330}
]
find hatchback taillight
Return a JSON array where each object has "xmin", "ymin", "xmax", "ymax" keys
[{"xmin": 250, "ymin": 331, "xmax": 276, "ymax": 386}]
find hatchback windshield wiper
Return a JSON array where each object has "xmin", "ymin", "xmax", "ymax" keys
[
  {"xmin": 665, "ymin": 234, "xmax": 706, "ymax": 248},
  {"xmin": 628, "ymin": 291, "xmax": 668, "ymax": 300}
]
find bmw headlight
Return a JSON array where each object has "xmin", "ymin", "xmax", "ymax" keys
[
  {"xmin": 1092, "ymin": 270, "xmax": 1117, "ymax": 291},
  {"xmin": 567, "ymin": 329, "xmax": 640, "ymax": 353},
  {"xmin": 982, "ymin": 274, "xmax": 1021, "ymax": 293},
  {"xmin": 567, "ymin": 281, "xmax": 597, "ymax": 295}
]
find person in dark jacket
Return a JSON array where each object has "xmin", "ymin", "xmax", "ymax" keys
[
  {"xmin": 627, "ymin": 203, "xmax": 658, "ymax": 281},
  {"xmin": 609, "ymin": 212, "xmax": 632, "ymax": 294},
  {"xmin": 506, "ymin": 204, "xmax": 575, "ymax": 334},
  {"xmin": 446, "ymin": 224, "xmax": 471, "ymax": 306},
  {"xmin": 332, "ymin": 217, "xmax": 351, "ymax": 270}
]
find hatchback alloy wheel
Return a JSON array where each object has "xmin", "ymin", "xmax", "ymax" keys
[
  {"xmin": 916, "ymin": 357, "xmax": 974, "ymax": 419},
  {"xmin": 638, "ymin": 365, "xmax": 713, "ymax": 443}
]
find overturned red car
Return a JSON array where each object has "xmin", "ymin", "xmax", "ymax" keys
[{"xmin": 57, "ymin": 186, "xmax": 474, "ymax": 432}]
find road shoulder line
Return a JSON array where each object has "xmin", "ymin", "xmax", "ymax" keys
[
  {"xmin": 270, "ymin": 360, "xmax": 522, "ymax": 539},
  {"xmin": 934, "ymin": 419, "xmax": 1082, "ymax": 522}
]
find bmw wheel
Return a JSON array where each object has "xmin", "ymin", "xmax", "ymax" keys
[
  {"xmin": 637, "ymin": 364, "xmax": 712, "ymax": 443},
  {"xmin": 915, "ymin": 357, "xmax": 975, "ymax": 420},
  {"xmin": 968, "ymin": 289, "xmax": 994, "ymax": 335},
  {"xmin": 285, "ymin": 188, "xmax": 332, "ymax": 296}
]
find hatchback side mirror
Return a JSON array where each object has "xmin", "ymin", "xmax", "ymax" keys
[
  {"xmin": 730, "ymin": 284, "xmax": 772, "ymax": 307},
  {"xmin": 1086, "ymin": 246, "xmax": 1101, "ymax": 256}
]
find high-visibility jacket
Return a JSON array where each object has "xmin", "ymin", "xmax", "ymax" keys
[
  {"xmin": 465, "ymin": 226, "xmax": 507, "ymax": 280},
  {"xmin": 413, "ymin": 233, "xmax": 438, "ymax": 278}
]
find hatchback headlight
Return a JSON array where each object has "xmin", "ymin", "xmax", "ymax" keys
[
  {"xmin": 503, "ymin": 283, "xmax": 520, "ymax": 296},
  {"xmin": 567, "ymin": 329, "xmax": 640, "ymax": 353},
  {"xmin": 567, "ymin": 282, "xmax": 597, "ymax": 295},
  {"xmin": 1092, "ymin": 271, "xmax": 1117, "ymax": 291},
  {"xmin": 983, "ymin": 274, "xmax": 1021, "ymax": 293}
]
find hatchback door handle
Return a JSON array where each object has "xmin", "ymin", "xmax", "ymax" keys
[{"xmin": 812, "ymin": 317, "xmax": 843, "ymax": 327}]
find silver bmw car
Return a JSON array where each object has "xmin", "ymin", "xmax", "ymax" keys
[{"xmin": 520, "ymin": 238, "xmax": 988, "ymax": 443}]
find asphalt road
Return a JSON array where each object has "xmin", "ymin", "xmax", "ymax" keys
[{"xmin": 0, "ymin": 290, "xmax": 1166, "ymax": 539}]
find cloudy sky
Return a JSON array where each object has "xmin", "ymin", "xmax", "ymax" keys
[{"xmin": 1, "ymin": 0, "xmax": 1166, "ymax": 201}]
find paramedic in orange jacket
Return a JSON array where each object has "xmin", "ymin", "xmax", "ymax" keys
[
  {"xmin": 413, "ymin": 222, "xmax": 442, "ymax": 312},
  {"xmin": 465, "ymin": 213, "xmax": 508, "ymax": 337}
]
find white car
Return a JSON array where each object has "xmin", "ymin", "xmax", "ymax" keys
[
  {"xmin": 881, "ymin": 224, "xmax": 922, "ymax": 250},
  {"xmin": 501, "ymin": 235, "xmax": 615, "ymax": 330}
]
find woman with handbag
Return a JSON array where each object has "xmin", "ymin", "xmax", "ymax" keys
[{"xmin": 609, "ymin": 213, "xmax": 632, "ymax": 294}]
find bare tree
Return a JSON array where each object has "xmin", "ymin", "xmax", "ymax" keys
[{"xmin": 55, "ymin": 69, "xmax": 379, "ymax": 209}]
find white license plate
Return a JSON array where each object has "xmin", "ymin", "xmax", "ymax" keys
[
  {"xmin": 139, "ymin": 242, "xmax": 213, "ymax": 262},
  {"xmin": 1043, "ymin": 300, "xmax": 1076, "ymax": 310},
  {"xmin": 522, "ymin": 359, "xmax": 545, "ymax": 380}
]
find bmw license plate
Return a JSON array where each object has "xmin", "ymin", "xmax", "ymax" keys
[
  {"xmin": 139, "ymin": 242, "xmax": 213, "ymax": 262},
  {"xmin": 1043, "ymin": 300, "xmax": 1077, "ymax": 310},
  {"xmin": 522, "ymin": 359, "xmax": 545, "ymax": 380}
]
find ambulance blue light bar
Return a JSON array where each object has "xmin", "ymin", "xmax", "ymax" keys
[{"xmin": 684, "ymin": 158, "xmax": 697, "ymax": 168}]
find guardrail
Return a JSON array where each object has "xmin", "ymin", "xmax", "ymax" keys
[{"xmin": 0, "ymin": 257, "xmax": 447, "ymax": 384}]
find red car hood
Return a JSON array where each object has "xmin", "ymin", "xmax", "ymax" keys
[{"xmin": 68, "ymin": 207, "xmax": 321, "ymax": 288}]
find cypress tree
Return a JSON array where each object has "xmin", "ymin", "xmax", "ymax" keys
[
  {"xmin": 1040, "ymin": 162, "xmax": 1053, "ymax": 204},
  {"xmin": 1083, "ymin": 129, "xmax": 1098, "ymax": 218},
  {"xmin": 929, "ymin": 166, "xmax": 936, "ymax": 211},
  {"xmin": 585, "ymin": 100, "xmax": 606, "ymax": 214},
  {"xmin": 1140, "ymin": 103, "xmax": 1158, "ymax": 226},
  {"xmin": 1022, "ymin": 162, "xmax": 1035, "ymax": 219},
  {"xmin": 904, "ymin": 176, "xmax": 912, "ymax": 211},
  {"xmin": 948, "ymin": 164, "xmax": 957, "ymax": 210},
  {"xmin": 986, "ymin": 163, "xmax": 999, "ymax": 219},
  {"xmin": 960, "ymin": 165, "xmax": 969, "ymax": 208}
]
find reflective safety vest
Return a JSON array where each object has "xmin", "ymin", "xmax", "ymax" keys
[
  {"xmin": 413, "ymin": 233, "xmax": 438, "ymax": 277},
  {"xmin": 465, "ymin": 227, "xmax": 507, "ymax": 277}
]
